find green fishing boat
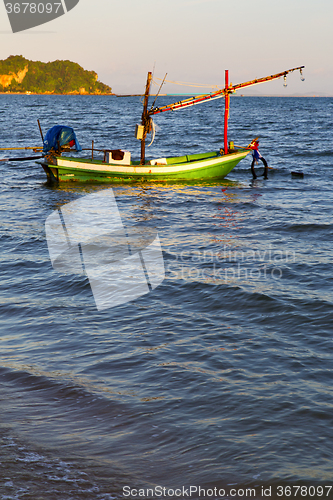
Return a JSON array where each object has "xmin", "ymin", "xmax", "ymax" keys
[
  {"xmin": 34, "ymin": 66, "xmax": 305, "ymax": 183},
  {"xmin": 39, "ymin": 149, "xmax": 251, "ymax": 184}
]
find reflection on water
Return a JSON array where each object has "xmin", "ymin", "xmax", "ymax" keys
[{"xmin": 0, "ymin": 95, "xmax": 333, "ymax": 498}]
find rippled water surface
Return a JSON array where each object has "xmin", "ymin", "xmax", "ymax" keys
[{"xmin": 0, "ymin": 94, "xmax": 333, "ymax": 499}]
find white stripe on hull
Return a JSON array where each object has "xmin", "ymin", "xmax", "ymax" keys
[{"xmin": 55, "ymin": 151, "xmax": 249, "ymax": 175}]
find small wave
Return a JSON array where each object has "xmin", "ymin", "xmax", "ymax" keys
[
  {"xmin": 284, "ymin": 222, "xmax": 333, "ymax": 235},
  {"xmin": 0, "ymin": 435, "xmax": 118, "ymax": 500}
]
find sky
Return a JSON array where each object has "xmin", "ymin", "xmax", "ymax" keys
[{"xmin": 0, "ymin": 0, "xmax": 332, "ymax": 96}]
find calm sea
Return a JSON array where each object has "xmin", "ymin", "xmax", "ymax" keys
[{"xmin": 0, "ymin": 93, "xmax": 332, "ymax": 500}]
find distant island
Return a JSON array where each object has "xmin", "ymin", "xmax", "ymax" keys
[{"xmin": 0, "ymin": 55, "xmax": 113, "ymax": 95}]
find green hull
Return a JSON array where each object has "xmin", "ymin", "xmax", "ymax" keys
[{"xmin": 38, "ymin": 150, "xmax": 250, "ymax": 183}]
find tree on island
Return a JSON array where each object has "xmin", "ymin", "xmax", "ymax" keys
[{"xmin": 0, "ymin": 55, "xmax": 113, "ymax": 94}]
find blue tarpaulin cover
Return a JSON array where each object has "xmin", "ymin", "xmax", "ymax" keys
[{"xmin": 43, "ymin": 125, "xmax": 82, "ymax": 154}]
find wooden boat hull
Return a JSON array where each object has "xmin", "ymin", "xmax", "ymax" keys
[{"xmin": 38, "ymin": 150, "xmax": 250, "ymax": 183}]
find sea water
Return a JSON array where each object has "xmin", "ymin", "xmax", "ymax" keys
[{"xmin": 0, "ymin": 94, "xmax": 332, "ymax": 499}]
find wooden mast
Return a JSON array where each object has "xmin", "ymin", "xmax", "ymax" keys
[{"xmin": 140, "ymin": 71, "xmax": 152, "ymax": 165}]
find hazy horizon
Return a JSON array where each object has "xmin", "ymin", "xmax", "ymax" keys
[{"xmin": 0, "ymin": 0, "xmax": 332, "ymax": 96}]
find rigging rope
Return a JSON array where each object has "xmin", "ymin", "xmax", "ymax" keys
[{"xmin": 154, "ymin": 77, "xmax": 221, "ymax": 89}]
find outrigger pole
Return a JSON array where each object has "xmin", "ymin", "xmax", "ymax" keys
[
  {"xmin": 0, "ymin": 146, "xmax": 42, "ymax": 151},
  {"xmin": 149, "ymin": 66, "xmax": 305, "ymax": 155}
]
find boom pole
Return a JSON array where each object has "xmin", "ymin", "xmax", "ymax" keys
[
  {"xmin": 149, "ymin": 66, "xmax": 305, "ymax": 116},
  {"xmin": 230, "ymin": 66, "xmax": 305, "ymax": 92}
]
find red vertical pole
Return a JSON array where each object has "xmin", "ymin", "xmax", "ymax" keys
[{"xmin": 224, "ymin": 69, "xmax": 229, "ymax": 155}]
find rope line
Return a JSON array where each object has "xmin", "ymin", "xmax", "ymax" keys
[{"xmin": 154, "ymin": 78, "xmax": 221, "ymax": 89}]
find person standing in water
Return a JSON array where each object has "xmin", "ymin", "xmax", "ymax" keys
[{"xmin": 250, "ymin": 140, "xmax": 268, "ymax": 179}]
